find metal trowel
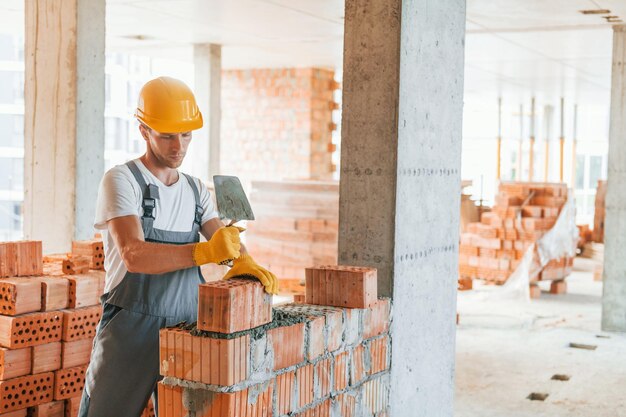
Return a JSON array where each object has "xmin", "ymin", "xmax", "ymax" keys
[{"xmin": 213, "ymin": 175, "xmax": 255, "ymax": 226}]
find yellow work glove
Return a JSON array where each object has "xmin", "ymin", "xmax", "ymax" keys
[
  {"xmin": 223, "ymin": 254, "xmax": 279, "ymax": 295},
  {"xmin": 192, "ymin": 226, "xmax": 242, "ymax": 266}
]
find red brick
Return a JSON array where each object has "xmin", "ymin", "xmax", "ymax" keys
[
  {"xmin": 275, "ymin": 371, "xmax": 296, "ymax": 415},
  {"xmin": 350, "ymin": 345, "xmax": 367, "ymax": 385},
  {"xmin": 362, "ymin": 376, "xmax": 389, "ymax": 415},
  {"xmin": 333, "ymin": 393, "xmax": 357, "ymax": 417},
  {"xmin": 63, "ymin": 397, "xmax": 80, "ymax": 417},
  {"xmin": 0, "ymin": 346, "xmax": 31, "ymax": 379},
  {"xmin": 0, "ymin": 311, "xmax": 62, "ymax": 348},
  {"xmin": 0, "ymin": 243, "xmax": 17, "ymax": 278},
  {"xmin": 529, "ymin": 285, "xmax": 541, "ymax": 299},
  {"xmin": 0, "ymin": 409, "xmax": 27, "ymax": 417},
  {"xmin": 296, "ymin": 364, "xmax": 314, "ymax": 409},
  {"xmin": 61, "ymin": 339, "xmax": 93, "ymax": 369},
  {"xmin": 197, "ymin": 279, "xmax": 272, "ymax": 333},
  {"xmin": 54, "ymin": 365, "xmax": 87, "ymax": 400},
  {"xmin": 30, "ymin": 400, "xmax": 65, "ymax": 417},
  {"xmin": 71, "ymin": 240, "xmax": 104, "ymax": 270},
  {"xmin": 268, "ymin": 323, "xmax": 305, "ymax": 370},
  {"xmin": 61, "ymin": 306, "xmax": 102, "ymax": 342},
  {"xmin": 14, "ymin": 241, "xmax": 43, "ymax": 277},
  {"xmin": 293, "ymin": 399, "xmax": 331, "ymax": 417},
  {"xmin": 306, "ymin": 316, "xmax": 325, "ymax": 361},
  {"xmin": 0, "ymin": 278, "xmax": 41, "ymax": 315},
  {"xmin": 61, "ymin": 256, "xmax": 90, "ymax": 275},
  {"xmin": 275, "ymin": 304, "xmax": 343, "ymax": 353},
  {"xmin": 305, "ymin": 265, "xmax": 377, "ymax": 308},
  {"xmin": 159, "ymin": 327, "xmax": 249, "ymax": 386},
  {"xmin": 334, "ymin": 352, "xmax": 349, "ymax": 392},
  {"xmin": 157, "ymin": 381, "xmax": 273, "ymax": 417},
  {"xmin": 550, "ymin": 280, "xmax": 567, "ymax": 295},
  {"xmin": 368, "ymin": 336, "xmax": 389, "ymax": 375},
  {"xmin": 36, "ymin": 277, "xmax": 70, "ymax": 311},
  {"xmin": 0, "ymin": 372, "xmax": 54, "ymax": 412},
  {"xmin": 32, "ymin": 342, "xmax": 62, "ymax": 374},
  {"xmin": 293, "ymin": 293, "xmax": 306, "ymax": 304},
  {"xmin": 314, "ymin": 358, "xmax": 331, "ymax": 399},
  {"xmin": 65, "ymin": 273, "xmax": 101, "ymax": 308}
]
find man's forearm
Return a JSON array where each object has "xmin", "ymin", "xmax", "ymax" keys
[{"xmin": 122, "ymin": 240, "xmax": 196, "ymax": 275}]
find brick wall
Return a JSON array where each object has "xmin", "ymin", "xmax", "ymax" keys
[
  {"xmin": 221, "ymin": 68, "xmax": 338, "ymax": 183},
  {"xmin": 159, "ymin": 267, "xmax": 392, "ymax": 417}
]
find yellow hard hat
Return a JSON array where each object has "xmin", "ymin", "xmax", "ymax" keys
[{"xmin": 135, "ymin": 76, "xmax": 203, "ymax": 133}]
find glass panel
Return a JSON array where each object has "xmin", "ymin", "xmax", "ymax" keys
[
  {"xmin": 575, "ymin": 155, "xmax": 585, "ymax": 190},
  {"xmin": 588, "ymin": 156, "xmax": 602, "ymax": 189}
]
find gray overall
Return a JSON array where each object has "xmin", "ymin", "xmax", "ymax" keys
[{"xmin": 79, "ymin": 161, "xmax": 205, "ymax": 417}]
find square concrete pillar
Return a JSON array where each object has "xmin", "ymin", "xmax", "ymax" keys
[
  {"xmin": 602, "ymin": 24, "xmax": 626, "ymax": 332},
  {"xmin": 339, "ymin": 0, "xmax": 466, "ymax": 415},
  {"xmin": 192, "ymin": 43, "xmax": 222, "ymax": 182},
  {"xmin": 23, "ymin": 0, "xmax": 105, "ymax": 253}
]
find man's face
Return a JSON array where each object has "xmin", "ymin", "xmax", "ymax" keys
[{"xmin": 140, "ymin": 125, "xmax": 192, "ymax": 169}]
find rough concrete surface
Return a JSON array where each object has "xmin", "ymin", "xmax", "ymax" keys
[{"xmin": 455, "ymin": 257, "xmax": 626, "ymax": 417}]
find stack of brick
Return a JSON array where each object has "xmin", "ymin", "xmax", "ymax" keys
[
  {"xmin": 221, "ymin": 68, "xmax": 339, "ymax": 182},
  {"xmin": 246, "ymin": 180, "xmax": 339, "ymax": 281},
  {"xmin": 158, "ymin": 266, "xmax": 391, "ymax": 417},
  {"xmin": 0, "ymin": 240, "xmax": 157, "ymax": 417},
  {"xmin": 459, "ymin": 182, "xmax": 573, "ymax": 288},
  {"xmin": 592, "ymin": 180, "xmax": 606, "ymax": 243}
]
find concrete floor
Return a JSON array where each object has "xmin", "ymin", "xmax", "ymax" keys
[{"xmin": 455, "ymin": 257, "xmax": 626, "ymax": 417}]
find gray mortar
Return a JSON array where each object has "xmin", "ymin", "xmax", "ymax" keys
[
  {"xmin": 249, "ymin": 333, "xmax": 273, "ymax": 383},
  {"xmin": 247, "ymin": 380, "xmax": 270, "ymax": 405},
  {"xmin": 363, "ymin": 342, "xmax": 372, "ymax": 375},
  {"xmin": 181, "ymin": 387, "xmax": 215, "ymax": 416}
]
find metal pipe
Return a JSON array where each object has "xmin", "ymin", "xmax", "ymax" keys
[
  {"xmin": 497, "ymin": 97, "xmax": 502, "ymax": 180},
  {"xmin": 559, "ymin": 97, "xmax": 565, "ymax": 182},
  {"xmin": 571, "ymin": 104, "xmax": 578, "ymax": 187},
  {"xmin": 517, "ymin": 104, "xmax": 523, "ymax": 180}
]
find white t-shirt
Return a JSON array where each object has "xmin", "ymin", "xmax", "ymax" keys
[{"xmin": 94, "ymin": 159, "xmax": 219, "ymax": 294}]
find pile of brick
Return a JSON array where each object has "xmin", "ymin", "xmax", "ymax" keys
[
  {"xmin": 459, "ymin": 182, "xmax": 573, "ymax": 293},
  {"xmin": 0, "ymin": 240, "xmax": 155, "ymax": 417},
  {"xmin": 158, "ymin": 265, "xmax": 391, "ymax": 417},
  {"xmin": 246, "ymin": 180, "xmax": 339, "ymax": 281},
  {"xmin": 592, "ymin": 180, "xmax": 606, "ymax": 243}
]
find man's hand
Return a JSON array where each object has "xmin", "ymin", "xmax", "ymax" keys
[
  {"xmin": 192, "ymin": 226, "xmax": 242, "ymax": 266},
  {"xmin": 223, "ymin": 254, "xmax": 279, "ymax": 294}
]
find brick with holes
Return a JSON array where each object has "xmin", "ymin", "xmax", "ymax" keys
[
  {"xmin": 54, "ymin": 365, "xmax": 87, "ymax": 400},
  {"xmin": 267, "ymin": 322, "xmax": 305, "ymax": 370},
  {"xmin": 197, "ymin": 278, "xmax": 272, "ymax": 333},
  {"xmin": 157, "ymin": 381, "xmax": 273, "ymax": 417},
  {"xmin": 0, "ymin": 311, "xmax": 62, "ymax": 348},
  {"xmin": 29, "ymin": 400, "xmax": 65, "ymax": 417},
  {"xmin": 159, "ymin": 327, "xmax": 250, "ymax": 386},
  {"xmin": 15, "ymin": 241, "xmax": 43, "ymax": 277},
  {"xmin": 71, "ymin": 240, "xmax": 105, "ymax": 270},
  {"xmin": 61, "ymin": 306, "xmax": 102, "ymax": 342},
  {"xmin": 0, "ymin": 278, "xmax": 41, "ymax": 316},
  {"xmin": 36, "ymin": 277, "xmax": 70, "ymax": 311},
  {"xmin": 61, "ymin": 338, "xmax": 93, "ymax": 369},
  {"xmin": 64, "ymin": 396, "xmax": 81, "ymax": 417},
  {"xmin": 305, "ymin": 265, "xmax": 377, "ymax": 308},
  {"xmin": 0, "ymin": 346, "xmax": 31, "ymax": 380},
  {"xmin": 32, "ymin": 342, "xmax": 62, "ymax": 374},
  {"xmin": 0, "ymin": 372, "xmax": 54, "ymax": 412}
]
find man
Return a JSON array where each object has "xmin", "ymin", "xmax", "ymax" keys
[{"xmin": 79, "ymin": 76, "xmax": 278, "ymax": 417}]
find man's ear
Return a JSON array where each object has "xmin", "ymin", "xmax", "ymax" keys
[{"xmin": 139, "ymin": 124, "xmax": 150, "ymax": 142}]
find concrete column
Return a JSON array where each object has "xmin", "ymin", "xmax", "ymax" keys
[
  {"xmin": 193, "ymin": 44, "xmax": 222, "ymax": 183},
  {"xmin": 24, "ymin": 0, "xmax": 105, "ymax": 253},
  {"xmin": 602, "ymin": 24, "xmax": 626, "ymax": 332},
  {"xmin": 338, "ymin": 0, "xmax": 466, "ymax": 415}
]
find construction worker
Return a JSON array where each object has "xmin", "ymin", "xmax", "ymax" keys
[{"xmin": 79, "ymin": 76, "xmax": 278, "ymax": 417}]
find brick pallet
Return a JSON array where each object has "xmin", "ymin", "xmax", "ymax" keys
[
  {"xmin": 459, "ymin": 182, "xmax": 574, "ymax": 291},
  {"xmin": 0, "ymin": 239, "xmax": 153, "ymax": 416},
  {"xmin": 159, "ymin": 266, "xmax": 391, "ymax": 417},
  {"xmin": 246, "ymin": 180, "xmax": 339, "ymax": 282}
]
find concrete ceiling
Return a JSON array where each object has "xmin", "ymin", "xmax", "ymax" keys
[{"xmin": 0, "ymin": 0, "xmax": 623, "ymax": 105}]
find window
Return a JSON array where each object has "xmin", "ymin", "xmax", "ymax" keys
[{"xmin": 588, "ymin": 156, "xmax": 602, "ymax": 189}]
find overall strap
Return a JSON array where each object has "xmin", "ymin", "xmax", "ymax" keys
[
  {"xmin": 182, "ymin": 173, "xmax": 204, "ymax": 229},
  {"xmin": 126, "ymin": 161, "xmax": 160, "ymax": 231}
]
